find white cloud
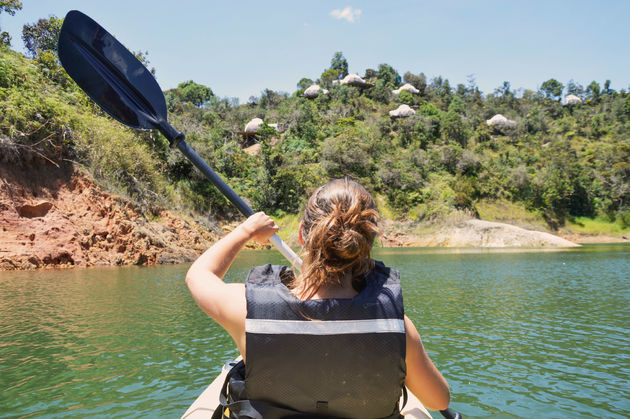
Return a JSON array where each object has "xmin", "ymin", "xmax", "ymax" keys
[{"xmin": 330, "ymin": 6, "xmax": 362, "ymax": 23}]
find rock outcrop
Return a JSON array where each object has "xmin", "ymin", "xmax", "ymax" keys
[
  {"xmin": 244, "ymin": 118, "xmax": 279, "ymax": 134},
  {"xmin": 334, "ymin": 73, "xmax": 371, "ymax": 87},
  {"xmin": 487, "ymin": 114, "xmax": 516, "ymax": 127},
  {"xmin": 564, "ymin": 94, "xmax": 581, "ymax": 106},
  {"xmin": 389, "ymin": 104, "xmax": 416, "ymax": 118},
  {"xmin": 412, "ymin": 219, "xmax": 579, "ymax": 247},
  {"xmin": 244, "ymin": 118, "xmax": 264, "ymax": 133},
  {"xmin": 303, "ymin": 84, "xmax": 328, "ymax": 98},
  {"xmin": 0, "ymin": 162, "xmax": 222, "ymax": 270},
  {"xmin": 392, "ymin": 83, "xmax": 420, "ymax": 95}
]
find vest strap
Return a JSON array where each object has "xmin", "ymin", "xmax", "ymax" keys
[{"xmin": 245, "ymin": 318, "xmax": 405, "ymax": 335}]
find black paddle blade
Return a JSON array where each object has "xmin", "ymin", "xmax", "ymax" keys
[{"xmin": 58, "ymin": 10, "xmax": 167, "ymax": 131}]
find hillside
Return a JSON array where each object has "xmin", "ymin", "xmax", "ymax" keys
[{"xmin": 1, "ymin": 45, "xmax": 629, "ymax": 269}]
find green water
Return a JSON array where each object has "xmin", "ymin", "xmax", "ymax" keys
[{"xmin": 1, "ymin": 245, "xmax": 629, "ymax": 418}]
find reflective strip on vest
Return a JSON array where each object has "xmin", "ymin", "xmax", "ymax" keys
[{"xmin": 246, "ymin": 318, "xmax": 405, "ymax": 335}]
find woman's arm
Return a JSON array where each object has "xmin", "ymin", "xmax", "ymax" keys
[
  {"xmin": 185, "ymin": 212, "xmax": 279, "ymax": 358},
  {"xmin": 404, "ymin": 315, "xmax": 451, "ymax": 411}
]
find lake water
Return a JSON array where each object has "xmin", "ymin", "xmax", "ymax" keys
[{"xmin": 1, "ymin": 245, "xmax": 629, "ymax": 418}]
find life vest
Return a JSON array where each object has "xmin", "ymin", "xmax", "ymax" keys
[{"xmin": 242, "ymin": 261, "xmax": 407, "ymax": 418}]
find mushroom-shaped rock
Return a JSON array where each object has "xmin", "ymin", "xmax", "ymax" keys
[
  {"xmin": 243, "ymin": 118, "xmax": 279, "ymax": 135},
  {"xmin": 389, "ymin": 104, "xmax": 416, "ymax": 118},
  {"xmin": 564, "ymin": 95, "xmax": 581, "ymax": 106},
  {"xmin": 244, "ymin": 118, "xmax": 263, "ymax": 133},
  {"xmin": 303, "ymin": 84, "xmax": 329, "ymax": 98},
  {"xmin": 486, "ymin": 114, "xmax": 516, "ymax": 127},
  {"xmin": 392, "ymin": 83, "xmax": 420, "ymax": 95},
  {"xmin": 340, "ymin": 73, "xmax": 371, "ymax": 87}
]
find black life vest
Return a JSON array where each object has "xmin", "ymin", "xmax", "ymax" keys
[{"xmin": 243, "ymin": 261, "xmax": 407, "ymax": 418}]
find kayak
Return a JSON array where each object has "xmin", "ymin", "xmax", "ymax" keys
[{"xmin": 181, "ymin": 357, "xmax": 433, "ymax": 419}]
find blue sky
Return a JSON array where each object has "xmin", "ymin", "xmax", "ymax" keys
[{"xmin": 2, "ymin": 0, "xmax": 629, "ymax": 103}]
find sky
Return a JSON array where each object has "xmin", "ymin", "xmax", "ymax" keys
[{"xmin": 2, "ymin": 0, "xmax": 629, "ymax": 103}]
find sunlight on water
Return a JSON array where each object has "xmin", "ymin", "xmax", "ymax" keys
[{"xmin": 0, "ymin": 245, "xmax": 629, "ymax": 418}]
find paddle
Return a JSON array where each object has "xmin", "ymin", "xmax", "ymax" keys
[{"xmin": 57, "ymin": 10, "xmax": 301, "ymax": 269}]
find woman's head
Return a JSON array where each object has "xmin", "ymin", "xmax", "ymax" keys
[{"xmin": 297, "ymin": 178, "xmax": 380, "ymax": 297}]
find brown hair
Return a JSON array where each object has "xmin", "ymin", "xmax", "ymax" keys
[{"xmin": 293, "ymin": 178, "xmax": 380, "ymax": 299}]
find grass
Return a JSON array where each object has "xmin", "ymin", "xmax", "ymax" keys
[
  {"xmin": 475, "ymin": 199, "xmax": 548, "ymax": 230},
  {"xmin": 565, "ymin": 216, "xmax": 630, "ymax": 236},
  {"xmin": 271, "ymin": 211, "xmax": 301, "ymax": 246},
  {"xmin": 374, "ymin": 193, "xmax": 396, "ymax": 220}
]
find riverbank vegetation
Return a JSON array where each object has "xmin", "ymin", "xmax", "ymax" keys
[{"xmin": 1, "ymin": 20, "xmax": 629, "ymax": 238}]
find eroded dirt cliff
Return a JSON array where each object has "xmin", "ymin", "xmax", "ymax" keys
[{"xmin": 0, "ymin": 161, "xmax": 223, "ymax": 270}]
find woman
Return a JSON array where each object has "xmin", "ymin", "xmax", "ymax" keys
[{"xmin": 186, "ymin": 178, "xmax": 450, "ymax": 418}]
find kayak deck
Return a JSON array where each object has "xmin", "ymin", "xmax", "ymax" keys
[{"xmin": 181, "ymin": 358, "xmax": 432, "ymax": 419}]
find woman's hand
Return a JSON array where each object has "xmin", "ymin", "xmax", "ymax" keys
[{"xmin": 238, "ymin": 212, "xmax": 279, "ymax": 243}]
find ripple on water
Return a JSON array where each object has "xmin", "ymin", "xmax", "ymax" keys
[{"xmin": 1, "ymin": 246, "xmax": 629, "ymax": 418}]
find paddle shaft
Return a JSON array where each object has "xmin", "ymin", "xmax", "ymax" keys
[{"xmin": 175, "ymin": 138, "xmax": 303, "ymax": 270}]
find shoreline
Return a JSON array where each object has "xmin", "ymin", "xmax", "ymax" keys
[
  {"xmin": 1, "ymin": 163, "xmax": 628, "ymax": 272},
  {"xmin": 3, "ymin": 224, "xmax": 627, "ymax": 272}
]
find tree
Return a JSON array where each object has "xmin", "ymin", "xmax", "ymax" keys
[
  {"xmin": 603, "ymin": 79, "xmax": 614, "ymax": 95},
  {"xmin": 376, "ymin": 63, "xmax": 401, "ymax": 88},
  {"xmin": 1, "ymin": 0, "xmax": 22, "ymax": 47},
  {"xmin": 363, "ymin": 68, "xmax": 377, "ymax": 81},
  {"xmin": 319, "ymin": 68, "xmax": 341, "ymax": 87},
  {"xmin": 566, "ymin": 79, "xmax": 584, "ymax": 96},
  {"xmin": 429, "ymin": 76, "xmax": 452, "ymax": 107},
  {"xmin": 586, "ymin": 81, "xmax": 601, "ymax": 102},
  {"xmin": 462, "ymin": 74, "xmax": 483, "ymax": 105},
  {"xmin": 540, "ymin": 78, "xmax": 564, "ymax": 101},
  {"xmin": 447, "ymin": 94, "xmax": 466, "ymax": 114},
  {"xmin": 494, "ymin": 81, "xmax": 515, "ymax": 101},
  {"xmin": 260, "ymin": 88, "xmax": 285, "ymax": 109},
  {"xmin": 365, "ymin": 79, "xmax": 391, "ymax": 104},
  {"xmin": 0, "ymin": 31, "xmax": 10, "ymax": 46},
  {"xmin": 0, "ymin": 0, "xmax": 21, "ymax": 15},
  {"xmin": 330, "ymin": 51, "xmax": 348, "ymax": 79},
  {"xmin": 22, "ymin": 15, "xmax": 63, "ymax": 58},
  {"xmin": 441, "ymin": 110, "xmax": 469, "ymax": 146},
  {"xmin": 403, "ymin": 71, "xmax": 426, "ymax": 94},
  {"xmin": 297, "ymin": 77, "xmax": 313, "ymax": 91},
  {"xmin": 168, "ymin": 80, "xmax": 214, "ymax": 107}
]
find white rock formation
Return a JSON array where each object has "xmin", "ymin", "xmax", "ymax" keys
[
  {"xmin": 425, "ymin": 219, "xmax": 579, "ymax": 247},
  {"xmin": 389, "ymin": 104, "xmax": 416, "ymax": 118},
  {"xmin": 486, "ymin": 114, "xmax": 516, "ymax": 127},
  {"xmin": 244, "ymin": 118, "xmax": 263, "ymax": 133},
  {"xmin": 339, "ymin": 73, "xmax": 369, "ymax": 87},
  {"xmin": 303, "ymin": 84, "xmax": 329, "ymax": 98},
  {"xmin": 244, "ymin": 118, "xmax": 278, "ymax": 133},
  {"xmin": 392, "ymin": 83, "xmax": 420, "ymax": 95},
  {"xmin": 564, "ymin": 95, "xmax": 582, "ymax": 106}
]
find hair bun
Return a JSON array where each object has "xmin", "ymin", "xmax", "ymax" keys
[
  {"xmin": 334, "ymin": 228, "xmax": 365, "ymax": 261},
  {"xmin": 297, "ymin": 178, "xmax": 379, "ymax": 298}
]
